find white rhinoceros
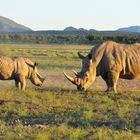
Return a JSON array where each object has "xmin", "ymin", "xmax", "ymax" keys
[
  {"xmin": 0, "ymin": 56, "xmax": 45, "ymax": 90},
  {"xmin": 64, "ymin": 41, "xmax": 140, "ymax": 93}
]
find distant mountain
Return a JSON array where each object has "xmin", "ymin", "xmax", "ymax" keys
[
  {"xmin": 0, "ymin": 17, "xmax": 140, "ymax": 34},
  {"xmin": 64, "ymin": 26, "xmax": 140, "ymax": 33},
  {"xmin": 0, "ymin": 16, "xmax": 32, "ymax": 33},
  {"xmin": 78, "ymin": 28, "xmax": 87, "ymax": 31},
  {"xmin": 64, "ymin": 26, "xmax": 78, "ymax": 31},
  {"xmin": 64, "ymin": 26, "xmax": 96, "ymax": 32},
  {"xmin": 89, "ymin": 29, "xmax": 97, "ymax": 32},
  {"xmin": 117, "ymin": 26, "xmax": 140, "ymax": 32}
]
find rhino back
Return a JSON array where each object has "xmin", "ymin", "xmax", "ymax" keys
[
  {"xmin": 122, "ymin": 45, "xmax": 140, "ymax": 79},
  {"xmin": 14, "ymin": 57, "xmax": 29, "ymax": 76},
  {"xmin": 97, "ymin": 41, "xmax": 140, "ymax": 79},
  {"xmin": 14, "ymin": 57, "xmax": 34, "ymax": 78}
]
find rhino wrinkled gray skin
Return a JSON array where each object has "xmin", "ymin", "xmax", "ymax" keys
[
  {"xmin": 64, "ymin": 41, "xmax": 140, "ymax": 93},
  {"xmin": 0, "ymin": 56, "xmax": 45, "ymax": 90}
]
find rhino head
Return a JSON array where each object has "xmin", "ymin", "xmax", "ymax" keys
[
  {"xmin": 29, "ymin": 62, "xmax": 45, "ymax": 87},
  {"xmin": 64, "ymin": 52, "xmax": 96, "ymax": 91}
]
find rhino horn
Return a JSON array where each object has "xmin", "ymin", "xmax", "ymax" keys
[
  {"xmin": 41, "ymin": 77, "xmax": 46, "ymax": 83},
  {"xmin": 37, "ymin": 73, "xmax": 46, "ymax": 83},
  {"xmin": 78, "ymin": 52, "xmax": 85, "ymax": 59},
  {"xmin": 63, "ymin": 72, "xmax": 77, "ymax": 85},
  {"xmin": 72, "ymin": 70, "xmax": 78, "ymax": 76}
]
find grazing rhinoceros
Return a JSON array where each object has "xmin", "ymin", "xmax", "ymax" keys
[
  {"xmin": 0, "ymin": 56, "xmax": 45, "ymax": 90},
  {"xmin": 64, "ymin": 41, "xmax": 140, "ymax": 93}
]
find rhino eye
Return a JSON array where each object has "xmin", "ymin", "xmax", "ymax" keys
[
  {"xmin": 86, "ymin": 77, "xmax": 88, "ymax": 82},
  {"xmin": 83, "ymin": 77, "xmax": 88, "ymax": 83}
]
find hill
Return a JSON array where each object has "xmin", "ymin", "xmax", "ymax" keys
[
  {"xmin": 64, "ymin": 26, "xmax": 140, "ymax": 33},
  {"xmin": 0, "ymin": 16, "xmax": 32, "ymax": 33},
  {"xmin": 64, "ymin": 26, "xmax": 96, "ymax": 32},
  {"xmin": 0, "ymin": 16, "xmax": 140, "ymax": 33},
  {"xmin": 117, "ymin": 26, "xmax": 140, "ymax": 32},
  {"xmin": 64, "ymin": 26, "xmax": 79, "ymax": 31}
]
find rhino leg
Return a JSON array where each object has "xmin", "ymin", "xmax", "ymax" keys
[
  {"xmin": 19, "ymin": 75, "xmax": 26, "ymax": 90},
  {"xmin": 15, "ymin": 80, "xmax": 21, "ymax": 89},
  {"xmin": 104, "ymin": 71, "xmax": 119, "ymax": 93},
  {"xmin": 101, "ymin": 74, "xmax": 110, "ymax": 92}
]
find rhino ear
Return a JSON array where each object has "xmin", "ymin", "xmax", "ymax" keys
[
  {"xmin": 34, "ymin": 62, "xmax": 38, "ymax": 67},
  {"xmin": 88, "ymin": 53, "xmax": 92, "ymax": 60},
  {"xmin": 78, "ymin": 52, "xmax": 85, "ymax": 59}
]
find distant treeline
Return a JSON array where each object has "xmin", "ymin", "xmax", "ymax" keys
[{"xmin": 0, "ymin": 31, "xmax": 140, "ymax": 44}]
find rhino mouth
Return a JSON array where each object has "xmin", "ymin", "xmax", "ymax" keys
[
  {"xmin": 77, "ymin": 86, "xmax": 85, "ymax": 91},
  {"xmin": 30, "ymin": 77, "xmax": 45, "ymax": 87},
  {"xmin": 36, "ymin": 83, "xmax": 42, "ymax": 87}
]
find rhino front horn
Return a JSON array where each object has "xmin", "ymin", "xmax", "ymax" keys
[
  {"xmin": 63, "ymin": 72, "xmax": 77, "ymax": 85},
  {"xmin": 42, "ymin": 77, "xmax": 46, "ymax": 83}
]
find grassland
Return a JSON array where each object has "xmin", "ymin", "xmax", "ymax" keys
[{"xmin": 0, "ymin": 44, "xmax": 140, "ymax": 139}]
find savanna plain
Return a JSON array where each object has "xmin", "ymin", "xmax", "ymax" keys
[{"xmin": 0, "ymin": 44, "xmax": 140, "ymax": 140}]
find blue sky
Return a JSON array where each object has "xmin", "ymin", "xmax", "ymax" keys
[{"xmin": 0, "ymin": 0, "xmax": 140, "ymax": 30}]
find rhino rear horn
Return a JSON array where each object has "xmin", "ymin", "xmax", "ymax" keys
[
  {"xmin": 72, "ymin": 70, "xmax": 78, "ymax": 76},
  {"xmin": 78, "ymin": 52, "xmax": 85, "ymax": 59}
]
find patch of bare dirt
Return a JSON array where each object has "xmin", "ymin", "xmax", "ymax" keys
[{"xmin": 0, "ymin": 69, "xmax": 140, "ymax": 92}]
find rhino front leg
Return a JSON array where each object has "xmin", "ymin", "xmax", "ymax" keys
[
  {"xmin": 101, "ymin": 74, "xmax": 109, "ymax": 92},
  {"xmin": 106, "ymin": 71, "xmax": 119, "ymax": 93},
  {"xmin": 15, "ymin": 80, "xmax": 21, "ymax": 89},
  {"xmin": 19, "ymin": 75, "xmax": 26, "ymax": 90}
]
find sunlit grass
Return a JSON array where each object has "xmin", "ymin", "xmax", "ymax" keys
[
  {"xmin": 0, "ymin": 44, "xmax": 139, "ymax": 139},
  {"xmin": 0, "ymin": 89, "xmax": 139, "ymax": 139}
]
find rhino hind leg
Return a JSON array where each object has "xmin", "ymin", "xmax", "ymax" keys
[
  {"xmin": 108, "ymin": 71, "xmax": 120, "ymax": 93},
  {"xmin": 101, "ymin": 74, "xmax": 110, "ymax": 92}
]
